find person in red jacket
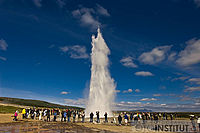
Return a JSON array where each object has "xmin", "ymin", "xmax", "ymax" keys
[{"xmin": 13, "ymin": 110, "xmax": 18, "ymax": 121}]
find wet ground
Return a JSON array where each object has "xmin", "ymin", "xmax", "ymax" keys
[{"xmin": 0, "ymin": 122, "xmax": 115, "ymax": 133}]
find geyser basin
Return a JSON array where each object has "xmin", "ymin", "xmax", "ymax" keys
[{"xmin": 86, "ymin": 28, "xmax": 116, "ymax": 118}]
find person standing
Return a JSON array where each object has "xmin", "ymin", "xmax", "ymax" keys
[
  {"xmin": 104, "ymin": 112, "xmax": 108, "ymax": 123},
  {"xmin": 43, "ymin": 109, "xmax": 46, "ymax": 120},
  {"xmin": 82, "ymin": 111, "xmax": 85, "ymax": 123},
  {"xmin": 159, "ymin": 113, "xmax": 162, "ymax": 120},
  {"xmin": 61, "ymin": 111, "xmax": 64, "ymax": 122},
  {"xmin": 39, "ymin": 109, "xmax": 42, "ymax": 120},
  {"xmin": 142, "ymin": 113, "xmax": 146, "ymax": 124},
  {"xmin": 47, "ymin": 109, "xmax": 50, "ymax": 122},
  {"xmin": 67, "ymin": 109, "xmax": 71, "ymax": 122},
  {"xmin": 170, "ymin": 114, "xmax": 173, "ymax": 120},
  {"xmin": 96, "ymin": 111, "xmax": 100, "ymax": 123},
  {"xmin": 13, "ymin": 110, "xmax": 18, "ymax": 121},
  {"xmin": 163, "ymin": 113, "xmax": 166, "ymax": 120},
  {"xmin": 53, "ymin": 111, "xmax": 57, "ymax": 121},
  {"xmin": 22, "ymin": 108, "xmax": 26, "ymax": 119},
  {"xmin": 145, "ymin": 113, "xmax": 148, "ymax": 120},
  {"xmin": 124, "ymin": 113, "xmax": 129, "ymax": 125},
  {"xmin": 34, "ymin": 110, "xmax": 37, "ymax": 120},
  {"xmin": 118, "ymin": 114, "xmax": 122, "ymax": 125},
  {"xmin": 130, "ymin": 112, "xmax": 133, "ymax": 122},
  {"xmin": 26, "ymin": 109, "xmax": 29, "ymax": 118},
  {"xmin": 150, "ymin": 113, "xmax": 153, "ymax": 121},
  {"xmin": 90, "ymin": 112, "xmax": 94, "ymax": 123},
  {"xmin": 174, "ymin": 113, "xmax": 177, "ymax": 120},
  {"xmin": 134, "ymin": 113, "xmax": 138, "ymax": 125},
  {"xmin": 197, "ymin": 116, "xmax": 200, "ymax": 131},
  {"xmin": 165, "ymin": 113, "xmax": 168, "ymax": 120},
  {"xmin": 73, "ymin": 110, "xmax": 76, "ymax": 123},
  {"xmin": 190, "ymin": 115, "xmax": 196, "ymax": 131},
  {"xmin": 30, "ymin": 108, "xmax": 34, "ymax": 119},
  {"xmin": 78, "ymin": 111, "xmax": 81, "ymax": 121},
  {"xmin": 63, "ymin": 111, "xmax": 67, "ymax": 122},
  {"xmin": 154, "ymin": 114, "xmax": 158, "ymax": 124}
]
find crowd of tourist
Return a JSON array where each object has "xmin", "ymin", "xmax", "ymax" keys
[
  {"xmin": 12, "ymin": 109, "xmax": 200, "ymax": 130},
  {"xmin": 116, "ymin": 112, "xmax": 177, "ymax": 126},
  {"xmin": 13, "ymin": 108, "xmax": 85, "ymax": 122}
]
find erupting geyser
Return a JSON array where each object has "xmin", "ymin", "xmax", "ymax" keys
[{"xmin": 86, "ymin": 28, "xmax": 116, "ymax": 117}]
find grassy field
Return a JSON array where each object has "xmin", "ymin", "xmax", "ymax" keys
[
  {"xmin": 0, "ymin": 105, "xmax": 23, "ymax": 114},
  {"xmin": 0, "ymin": 97, "xmax": 83, "ymax": 110}
]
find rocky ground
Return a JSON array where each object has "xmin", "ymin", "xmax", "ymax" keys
[{"xmin": 0, "ymin": 114, "xmax": 178, "ymax": 133}]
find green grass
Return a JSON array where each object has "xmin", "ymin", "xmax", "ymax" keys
[
  {"xmin": 0, "ymin": 97, "xmax": 83, "ymax": 110},
  {"xmin": 0, "ymin": 105, "xmax": 23, "ymax": 114}
]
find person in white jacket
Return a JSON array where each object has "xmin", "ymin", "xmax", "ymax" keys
[{"xmin": 39, "ymin": 110, "xmax": 42, "ymax": 120}]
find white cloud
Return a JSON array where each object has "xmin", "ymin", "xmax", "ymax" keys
[
  {"xmin": 72, "ymin": 9, "xmax": 81, "ymax": 18},
  {"xmin": 135, "ymin": 71, "xmax": 154, "ymax": 76},
  {"xmin": 176, "ymin": 38, "xmax": 200, "ymax": 66},
  {"xmin": 72, "ymin": 5, "xmax": 110, "ymax": 30},
  {"xmin": 179, "ymin": 95, "xmax": 192, "ymax": 101},
  {"xmin": 184, "ymin": 87, "xmax": 200, "ymax": 92},
  {"xmin": 115, "ymin": 90, "xmax": 120, "ymax": 93},
  {"xmin": 123, "ymin": 89, "xmax": 133, "ymax": 93},
  {"xmin": 64, "ymin": 98, "xmax": 86, "ymax": 107},
  {"xmin": 72, "ymin": 8, "xmax": 100, "ymax": 30},
  {"xmin": 153, "ymin": 94, "xmax": 162, "ymax": 97},
  {"xmin": 115, "ymin": 101, "xmax": 200, "ymax": 112},
  {"xmin": 171, "ymin": 76, "xmax": 190, "ymax": 82},
  {"xmin": 140, "ymin": 98, "xmax": 158, "ymax": 101},
  {"xmin": 120, "ymin": 56, "xmax": 138, "ymax": 68},
  {"xmin": 60, "ymin": 45, "xmax": 89, "ymax": 59},
  {"xmin": 96, "ymin": 4, "xmax": 110, "ymax": 16},
  {"xmin": 60, "ymin": 46, "xmax": 69, "ymax": 52},
  {"xmin": 0, "ymin": 56, "xmax": 6, "ymax": 61},
  {"xmin": 195, "ymin": 98, "xmax": 200, "ymax": 103},
  {"xmin": 81, "ymin": 12, "xmax": 100, "ymax": 30},
  {"xmin": 56, "ymin": 0, "xmax": 65, "ymax": 8},
  {"xmin": 0, "ymin": 39, "xmax": 8, "ymax": 51},
  {"xmin": 194, "ymin": 0, "xmax": 200, "ymax": 7},
  {"xmin": 138, "ymin": 45, "xmax": 172, "ymax": 65},
  {"xmin": 32, "ymin": 0, "xmax": 42, "ymax": 7},
  {"xmin": 168, "ymin": 52, "xmax": 177, "ymax": 61},
  {"xmin": 135, "ymin": 89, "xmax": 140, "ymax": 93},
  {"xmin": 188, "ymin": 78, "xmax": 200, "ymax": 85},
  {"xmin": 60, "ymin": 91, "xmax": 69, "ymax": 95}
]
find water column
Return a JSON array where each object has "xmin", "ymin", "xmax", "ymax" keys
[{"xmin": 86, "ymin": 28, "xmax": 116, "ymax": 117}]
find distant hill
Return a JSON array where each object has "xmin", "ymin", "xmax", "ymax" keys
[
  {"xmin": 0, "ymin": 97, "xmax": 83, "ymax": 110},
  {"xmin": 130, "ymin": 109, "xmax": 152, "ymax": 112},
  {"xmin": 114, "ymin": 109, "xmax": 153, "ymax": 113}
]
